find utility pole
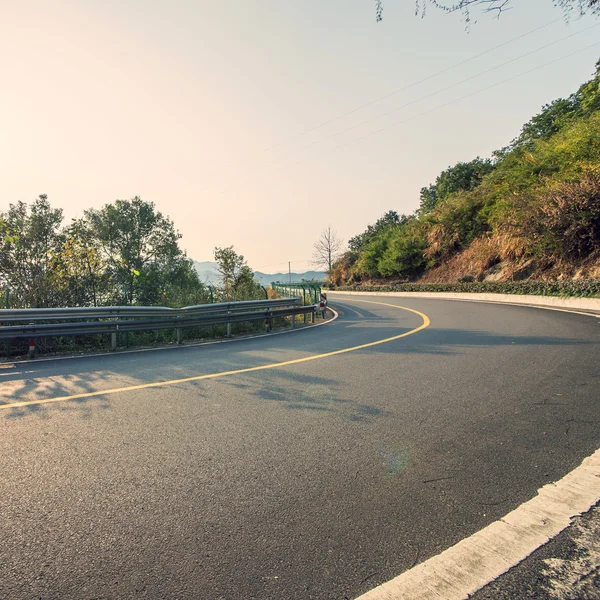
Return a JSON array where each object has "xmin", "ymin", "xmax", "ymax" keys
[{"xmin": 288, "ymin": 262, "xmax": 291, "ymax": 284}]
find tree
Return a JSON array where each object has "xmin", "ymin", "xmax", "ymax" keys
[
  {"xmin": 505, "ymin": 60, "xmax": 600, "ymax": 153},
  {"xmin": 213, "ymin": 246, "xmax": 261, "ymax": 300},
  {"xmin": 50, "ymin": 219, "xmax": 109, "ymax": 307},
  {"xmin": 418, "ymin": 158, "xmax": 494, "ymax": 215},
  {"xmin": 0, "ymin": 195, "xmax": 64, "ymax": 307},
  {"xmin": 158, "ymin": 255, "xmax": 209, "ymax": 307},
  {"xmin": 312, "ymin": 227, "xmax": 343, "ymax": 273},
  {"xmin": 84, "ymin": 197, "xmax": 185, "ymax": 305},
  {"xmin": 375, "ymin": 1, "xmax": 599, "ymax": 22},
  {"xmin": 348, "ymin": 211, "xmax": 405, "ymax": 252}
]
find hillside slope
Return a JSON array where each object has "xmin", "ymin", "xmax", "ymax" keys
[{"xmin": 331, "ymin": 60, "xmax": 600, "ymax": 286}]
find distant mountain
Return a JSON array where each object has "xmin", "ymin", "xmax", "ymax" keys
[
  {"xmin": 193, "ymin": 261, "xmax": 221, "ymax": 284},
  {"xmin": 192, "ymin": 261, "xmax": 325, "ymax": 286},
  {"xmin": 257, "ymin": 271, "xmax": 325, "ymax": 286}
]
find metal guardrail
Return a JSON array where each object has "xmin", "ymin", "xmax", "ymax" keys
[
  {"xmin": 0, "ymin": 298, "xmax": 318, "ymax": 349},
  {"xmin": 271, "ymin": 282, "xmax": 322, "ymax": 305},
  {"xmin": 0, "ymin": 298, "xmax": 305, "ymax": 323}
]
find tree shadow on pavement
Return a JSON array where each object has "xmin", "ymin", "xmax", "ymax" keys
[
  {"xmin": 360, "ymin": 327, "xmax": 595, "ymax": 358},
  {"xmin": 225, "ymin": 369, "xmax": 389, "ymax": 424},
  {"xmin": 0, "ymin": 316, "xmax": 593, "ymax": 421}
]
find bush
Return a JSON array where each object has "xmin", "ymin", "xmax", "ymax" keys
[{"xmin": 324, "ymin": 280, "xmax": 600, "ymax": 298}]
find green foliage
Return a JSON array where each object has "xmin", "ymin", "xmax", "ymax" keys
[
  {"xmin": 425, "ymin": 190, "xmax": 493, "ymax": 261},
  {"xmin": 419, "ymin": 158, "xmax": 494, "ymax": 215},
  {"xmin": 0, "ymin": 195, "xmax": 64, "ymax": 307},
  {"xmin": 325, "ymin": 280, "xmax": 600, "ymax": 298},
  {"xmin": 333, "ymin": 60, "xmax": 600, "ymax": 287},
  {"xmin": 348, "ymin": 210, "xmax": 405, "ymax": 252},
  {"xmin": 50, "ymin": 219, "xmax": 109, "ymax": 307},
  {"xmin": 377, "ymin": 220, "xmax": 430, "ymax": 278},
  {"xmin": 418, "ymin": 185, "xmax": 438, "ymax": 215},
  {"xmin": 84, "ymin": 197, "xmax": 187, "ymax": 305},
  {"xmin": 1, "ymin": 195, "xmax": 210, "ymax": 309},
  {"xmin": 213, "ymin": 246, "xmax": 263, "ymax": 301},
  {"xmin": 507, "ymin": 60, "xmax": 600, "ymax": 154}
]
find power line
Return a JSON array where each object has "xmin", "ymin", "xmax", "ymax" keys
[
  {"xmin": 262, "ymin": 16, "xmax": 564, "ymax": 154},
  {"xmin": 271, "ymin": 22, "xmax": 599, "ymax": 161},
  {"xmin": 298, "ymin": 40, "xmax": 600, "ymax": 165},
  {"xmin": 207, "ymin": 35, "xmax": 599, "ymax": 201},
  {"xmin": 252, "ymin": 260, "xmax": 313, "ymax": 270},
  {"xmin": 196, "ymin": 16, "xmax": 566, "ymax": 196}
]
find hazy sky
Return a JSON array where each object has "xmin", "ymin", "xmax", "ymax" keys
[{"xmin": 2, "ymin": 1, "xmax": 599, "ymax": 272}]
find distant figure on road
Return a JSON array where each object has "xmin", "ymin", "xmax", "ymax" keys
[{"xmin": 319, "ymin": 292, "xmax": 327, "ymax": 318}]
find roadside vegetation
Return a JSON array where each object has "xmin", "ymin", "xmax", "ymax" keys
[
  {"xmin": 329, "ymin": 60, "xmax": 600, "ymax": 294},
  {"xmin": 0, "ymin": 198, "xmax": 268, "ymax": 356},
  {"xmin": 0, "ymin": 197, "xmax": 264, "ymax": 309}
]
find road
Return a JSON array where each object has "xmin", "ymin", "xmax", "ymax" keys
[{"xmin": 0, "ymin": 295, "xmax": 598, "ymax": 600}]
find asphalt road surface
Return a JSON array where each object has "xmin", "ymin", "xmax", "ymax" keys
[{"xmin": 0, "ymin": 295, "xmax": 599, "ymax": 600}]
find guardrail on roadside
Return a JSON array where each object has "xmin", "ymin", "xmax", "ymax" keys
[
  {"xmin": 271, "ymin": 282, "xmax": 323, "ymax": 305},
  {"xmin": 0, "ymin": 298, "xmax": 318, "ymax": 353}
]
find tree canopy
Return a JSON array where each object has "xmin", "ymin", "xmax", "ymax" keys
[
  {"xmin": 0, "ymin": 196, "xmax": 212, "ymax": 308},
  {"xmin": 213, "ymin": 246, "xmax": 263, "ymax": 301},
  {"xmin": 419, "ymin": 158, "xmax": 494, "ymax": 215}
]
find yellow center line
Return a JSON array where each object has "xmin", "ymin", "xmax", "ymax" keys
[{"xmin": 0, "ymin": 301, "xmax": 430, "ymax": 411}]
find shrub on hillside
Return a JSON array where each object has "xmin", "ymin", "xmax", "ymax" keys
[
  {"xmin": 539, "ymin": 172, "xmax": 600, "ymax": 259},
  {"xmin": 324, "ymin": 280, "xmax": 600, "ymax": 298}
]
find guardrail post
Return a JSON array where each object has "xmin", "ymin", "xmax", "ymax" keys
[
  {"xmin": 111, "ymin": 332, "xmax": 117, "ymax": 351},
  {"xmin": 311, "ymin": 310, "xmax": 315, "ymax": 324},
  {"xmin": 177, "ymin": 327, "xmax": 183, "ymax": 345},
  {"xmin": 291, "ymin": 314, "xmax": 295, "ymax": 328},
  {"xmin": 303, "ymin": 286, "xmax": 307, "ymax": 324},
  {"xmin": 226, "ymin": 307, "xmax": 232, "ymax": 338}
]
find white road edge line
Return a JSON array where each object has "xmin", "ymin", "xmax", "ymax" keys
[
  {"xmin": 4, "ymin": 308, "xmax": 339, "ymax": 367},
  {"xmin": 340, "ymin": 290, "xmax": 600, "ymax": 599},
  {"xmin": 329, "ymin": 292, "xmax": 600, "ymax": 319},
  {"xmin": 411, "ymin": 297, "xmax": 600, "ymax": 319},
  {"xmin": 357, "ymin": 448, "xmax": 600, "ymax": 600}
]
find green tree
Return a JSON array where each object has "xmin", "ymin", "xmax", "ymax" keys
[
  {"xmin": 213, "ymin": 246, "xmax": 262, "ymax": 301},
  {"xmin": 377, "ymin": 220, "xmax": 429, "ymax": 279},
  {"xmin": 348, "ymin": 211, "xmax": 405, "ymax": 252},
  {"xmin": 419, "ymin": 158, "xmax": 494, "ymax": 215},
  {"xmin": 505, "ymin": 60, "xmax": 600, "ymax": 154},
  {"xmin": 0, "ymin": 195, "xmax": 64, "ymax": 307},
  {"xmin": 85, "ymin": 197, "xmax": 186, "ymax": 305},
  {"xmin": 418, "ymin": 185, "xmax": 438, "ymax": 215},
  {"xmin": 162, "ymin": 258, "xmax": 210, "ymax": 307},
  {"xmin": 50, "ymin": 219, "xmax": 109, "ymax": 307}
]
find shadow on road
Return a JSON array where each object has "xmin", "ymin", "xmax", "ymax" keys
[
  {"xmin": 225, "ymin": 369, "xmax": 389, "ymax": 424},
  {"xmin": 0, "ymin": 303, "xmax": 594, "ymax": 421}
]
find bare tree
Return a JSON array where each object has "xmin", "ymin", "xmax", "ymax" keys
[
  {"xmin": 312, "ymin": 227, "xmax": 344, "ymax": 273},
  {"xmin": 374, "ymin": 0, "xmax": 599, "ymax": 22}
]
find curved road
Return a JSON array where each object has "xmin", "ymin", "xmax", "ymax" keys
[{"xmin": 0, "ymin": 296, "xmax": 598, "ymax": 599}]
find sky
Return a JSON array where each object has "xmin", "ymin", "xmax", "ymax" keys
[{"xmin": 1, "ymin": 1, "xmax": 599, "ymax": 273}]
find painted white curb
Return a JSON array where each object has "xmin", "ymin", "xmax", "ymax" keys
[
  {"xmin": 328, "ymin": 290, "xmax": 600, "ymax": 314},
  {"xmin": 356, "ymin": 448, "xmax": 600, "ymax": 600},
  {"xmin": 334, "ymin": 290, "xmax": 599, "ymax": 599}
]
